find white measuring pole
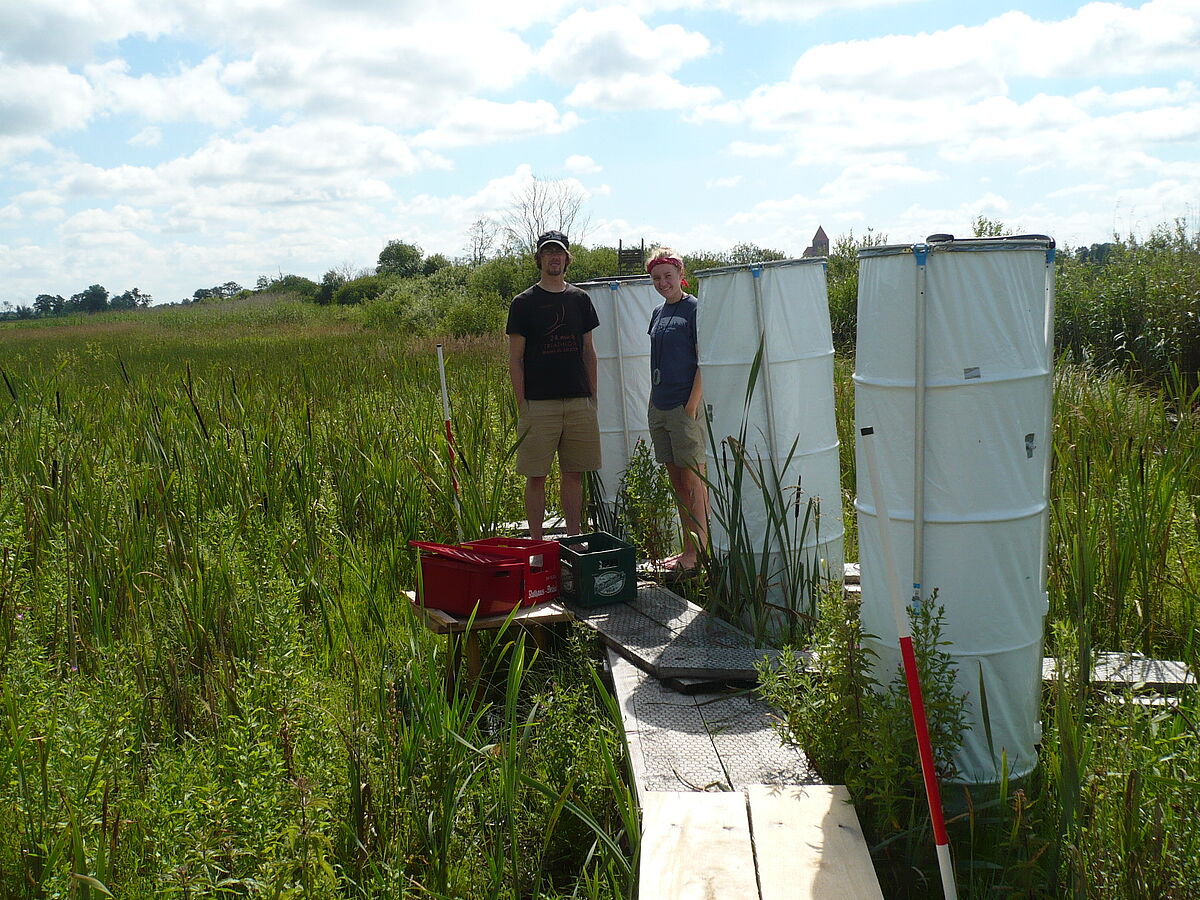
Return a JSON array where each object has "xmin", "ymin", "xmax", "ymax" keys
[{"xmin": 860, "ymin": 425, "xmax": 958, "ymax": 900}]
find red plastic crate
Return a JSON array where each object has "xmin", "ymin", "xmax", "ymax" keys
[
  {"xmin": 463, "ymin": 537, "xmax": 561, "ymax": 606},
  {"xmin": 410, "ymin": 541, "xmax": 526, "ymax": 618}
]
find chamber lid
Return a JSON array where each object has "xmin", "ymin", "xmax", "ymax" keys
[
  {"xmin": 858, "ymin": 234, "xmax": 1055, "ymax": 258},
  {"xmin": 694, "ymin": 257, "xmax": 827, "ymax": 277},
  {"xmin": 576, "ymin": 274, "xmax": 652, "ymax": 287}
]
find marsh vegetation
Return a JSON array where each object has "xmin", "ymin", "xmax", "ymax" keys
[{"xmin": 2, "ymin": 220, "xmax": 1199, "ymax": 896}]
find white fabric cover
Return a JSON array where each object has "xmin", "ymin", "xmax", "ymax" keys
[
  {"xmin": 854, "ymin": 238, "xmax": 1054, "ymax": 784},
  {"xmin": 697, "ymin": 260, "xmax": 845, "ymax": 610},
  {"xmin": 582, "ymin": 278, "xmax": 664, "ymax": 505}
]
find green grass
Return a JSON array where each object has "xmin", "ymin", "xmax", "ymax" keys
[
  {"xmin": 762, "ymin": 359, "xmax": 1200, "ymax": 898},
  {"xmin": 0, "ymin": 303, "xmax": 633, "ymax": 898},
  {"xmin": 4, "ymin": 293, "xmax": 1200, "ymax": 897}
]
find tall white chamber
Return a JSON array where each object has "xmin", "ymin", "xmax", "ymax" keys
[
  {"xmin": 854, "ymin": 235, "xmax": 1055, "ymax": 784},
  {"xmin": 696, "ymin": 259, "xmax": 845, "ymax": 618},
  {"xmin": 579, "ymin": 277, "xmax": 664, "ymax": 509}
]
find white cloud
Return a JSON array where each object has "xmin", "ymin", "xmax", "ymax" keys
[
  {"xmin": 1074, "ymin": 82, "xmax": 1198, "ymax": 110},
  {"xmin": 539, "ymin": 7, "xmax": 711, "ymax": 80},
  {"xmin": 393, "ymin": 163, "xmax": 596, "ymax": 223},
  {"xmin": 86, "ymin": 56, "xmax": 248, "ymax": 126},
  {"xmin": 687, "ymin": 2, "xmax": 1200, "ymax": 180},
  {"xmin": 785, "ymin": 2, "xmax": 1200, "ymax": 98},
  {"xmin": 173, "ymin": 0, "xmax": 578, "ymax": 47},
  {"xmin": 541, "ymin": 7, "xmax": 720, "ymax": 110},
  {"xmin": 222, "ymin": 23, "xmax": 536, "ymax": 127},
  {"xmin": 129, "ymin": 126, "xmax": 163, "ymax": 147},
  {"xmin": 633, "ymin": 0, "xmax": 915, "ymax": 23},
  {"xmin": 0, "ymin": 189, "xmax": 65, "ymax": 227},
  {"xmin": 727, "ymin": 159, "xmax": 937, "ymax": 227},
  {"xmin": 727, "ymin": 140, "xmax": 784, "ymax": 158},
  {"xmin": 1048, "ymin": 182, "xmax": 1110, "ymax": 199},
  {"xmin": 817, "ymin": 161, "xmax": 938, "ymax": 203},
  {"xmin": 383, "ymin": 164, "xmax": 607, "ymax": 255},
  {"xmin": 566, "ymin": 72, "xmax": 720, "ymax": 110},
  {"xmin": 53, "ymin": 122, "xmax": 447, "ymax": 221},
  {"xmin": 565, "ymin": 154, "xmax": 602, "ymax": 174},
  {"xmin": 0, "ymin": 63, "xmax": 94, "ymax": 141},
  {"xmin": 0, "ymin": 0, "xmax": 176, "ymax": 64},
  {"xmin": 60, "ymin": 204, "xmax": 157, "ymax": 242},
  {"xmin": 413, "ymin": 99, "xmax": 581, "ymax": 149},
  {"xmin": 3, "ymin": 0, "xmax": 1199, "ymax": 306}
]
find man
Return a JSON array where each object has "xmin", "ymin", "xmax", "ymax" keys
[{"xmin": 506, "ymin": 230, "xmax": 600, "ymax": 539}]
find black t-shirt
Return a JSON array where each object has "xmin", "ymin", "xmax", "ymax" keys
[{"xmin": 506, "ymin": 283, "xmax": 599, "ymax": 400}]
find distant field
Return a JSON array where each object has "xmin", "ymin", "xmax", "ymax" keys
[{"xmin": 0, "ymin": 299, "xmax": 635, "ymax": 898}]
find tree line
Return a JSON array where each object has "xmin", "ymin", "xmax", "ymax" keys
[
  {"xmin": 1, "ymin": 284, "xmax": 154, "ymax": 319},
  {"xmin": 2, "ymin": 172, "xmax": 1196, "ymax": 384}
]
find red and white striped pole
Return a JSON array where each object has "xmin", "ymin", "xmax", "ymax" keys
[
  {"xmin": 436, "ymin": 343, "xmax": 463, "ymax": 540},
  {"xmin": 859, "ymin": 425, "xmax": 957, "ymax": 900}
]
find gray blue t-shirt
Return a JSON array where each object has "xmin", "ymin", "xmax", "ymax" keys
[{"xmin": 648, "ymin": 295, "xmax": 698, "ymax": 410}]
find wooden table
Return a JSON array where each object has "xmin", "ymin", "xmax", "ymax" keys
[{"xmin": 406, "ymin": 593, "xmax": 575, "ymax": 691}]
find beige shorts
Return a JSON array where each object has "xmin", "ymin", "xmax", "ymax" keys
[
  {"xmin": 648, "ymin": 403, "xmax": 706, "ymax": 469},
  {"xmin": 516, "ymin": 396, "xmax": 601, "ymax": 476}
]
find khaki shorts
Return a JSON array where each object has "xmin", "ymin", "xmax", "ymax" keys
[
  {"xmin": 516, "ymin": 396, "xmax": 601, "ymax": 476},
  {"xmin": 648, "ymin": 403, "xmax": 706, "ymax": 469}
]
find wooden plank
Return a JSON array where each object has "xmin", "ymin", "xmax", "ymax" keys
[
  {"xmin": 639, "ymin": 791, "xmax": 760, "ymax": 900},
  {"xmin": 663, "ymin": 675, "xmax": 754, "ymax": 695},
  {"xmin": 748, "ymin": 784, "xmax": 884, "ymax": 900},
  {"xmin": 496, "ymin": 516, "xmax": 567, "ymax": 536},
  {"xmin": 656, "ymin": 644, "xmax": 779, "ymax": 681},
  {"xmin": 1041, "ymin": 652, "xmax": 1194, "ymax": 690},
  {"xmin": 406, "ymin": 592, "xmax": 573, "ymax": 635}
]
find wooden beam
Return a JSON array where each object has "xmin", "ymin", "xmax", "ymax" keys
[
  {"xmin": 406, "ymin": 593, "xmax": 572, "ymax": 635},
  {"xmin": 1041, "ymin": 652, "xmax": 1194, "ymax": 691},
  {"xmin": 639, "ymin": 791, "xmax": 760, "ymax": 899},
  {"xmin": 748, "ymin": 784, "xmax": 884, "ymax": 900}
]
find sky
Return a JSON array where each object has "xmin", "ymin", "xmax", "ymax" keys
[{"xmin": 1, "ymin": 0, "xmax": 1198, "ymax": 306}]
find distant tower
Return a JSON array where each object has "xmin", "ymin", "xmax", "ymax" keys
[{"xmin": 802, "ymin": 226, "xmax": 829, "ymax": 258}]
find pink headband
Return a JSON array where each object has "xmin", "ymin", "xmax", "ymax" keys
[{"xmin": 646, "ymin": 256, "xmax": 683, "ymax": 274}]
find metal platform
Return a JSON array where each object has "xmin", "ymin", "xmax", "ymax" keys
[
  {"xmin": 608, "ymin": 650, "xmax": 818, "ymax": 803},
  {"xmin": 568, "ymin": 582, "xmax": 793, "ymax": 685}
]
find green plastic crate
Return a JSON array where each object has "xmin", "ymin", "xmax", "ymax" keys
[{"xmin": 559, "ymin": 532, "xmax": 637, "ymax": 607}]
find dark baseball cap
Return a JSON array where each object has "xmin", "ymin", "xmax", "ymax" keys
[{"xmin": 536, "ymin": 230, "xmax": 569, "ymax": 252}]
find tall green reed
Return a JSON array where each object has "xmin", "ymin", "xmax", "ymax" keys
[{"xmin": 700, "ymin": 345, "xmax": 829, "ymax": 644}]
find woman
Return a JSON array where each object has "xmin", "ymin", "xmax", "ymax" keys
[{"xmin": 645, "ymin": 248, "xmax": 709, "ymax": 576}]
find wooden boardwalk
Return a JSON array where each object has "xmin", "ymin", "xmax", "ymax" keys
[
  {"xmin": 568, "ymin": 583, "xmax": 883, "ymax": 899},
  {"xmin": 639, "ymin": 786, "xmax": 887, "ymax": 900},
  {"xmin": 417, "ymin": 563, "xmax": 1195, "ymax": 898}
]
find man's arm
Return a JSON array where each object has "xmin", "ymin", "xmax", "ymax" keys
[
  {"xmin": 508, "ymin": 333, "xmax": 526, "ymax": 406},
  {"xmin": 582, "ymin": 331, "xmax": 598, "ymax": 398}
]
